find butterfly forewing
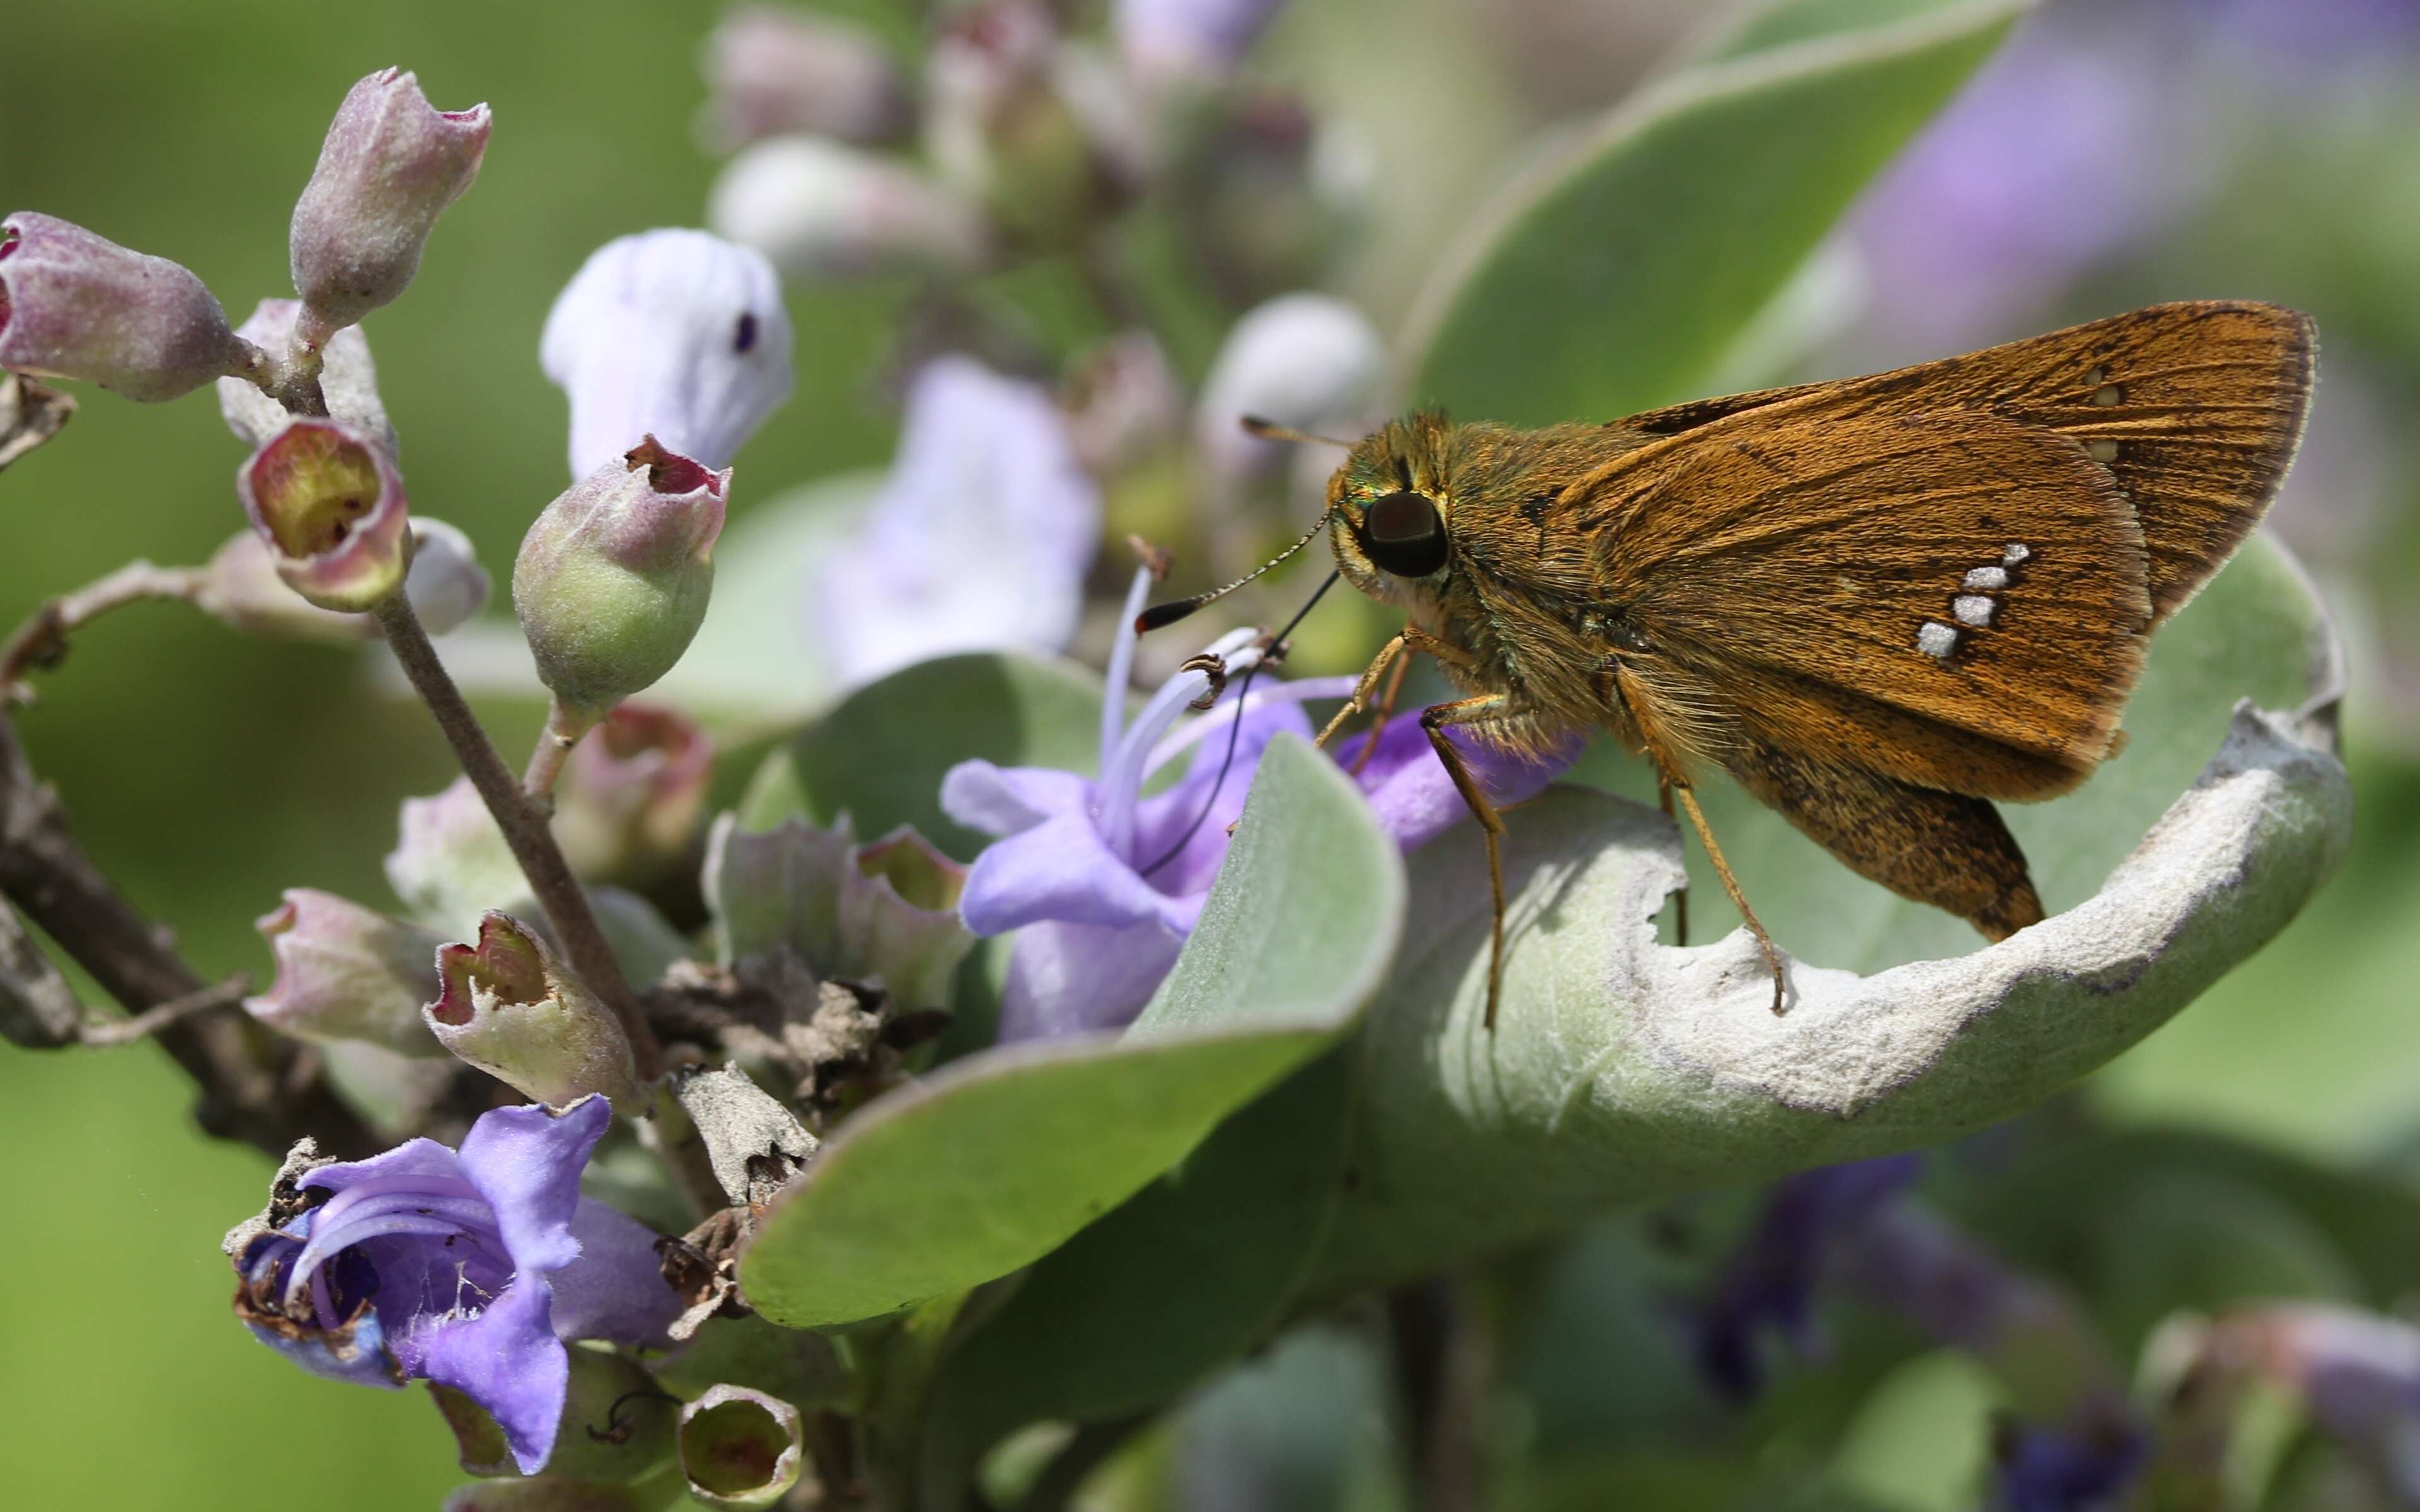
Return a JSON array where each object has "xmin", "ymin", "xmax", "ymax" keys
[
  {"xmin": 1615, "ymin": 301, "xmax": 2313, "ymax": 622},
  {"xmin": 1579, "ymin": 413, "xmax": 2151, "ymax": 801}
]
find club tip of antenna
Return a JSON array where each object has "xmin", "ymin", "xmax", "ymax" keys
[
  {"xmin": 1134, "ymin": 598, "xmax": 1200, "ymax": 634},
  {"xmin": 1240, "ymin": 413, "xmax": 1283, "ymax": 437}
]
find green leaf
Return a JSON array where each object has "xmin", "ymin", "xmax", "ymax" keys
[
  {"xmin": 775, "ymin": 651, "xmax": 1108, "ymax": 859},
  {"xmin": 1403, "ymin": 0, "xmax": 2030, "ymax": 425},
  {"xmin": 737, "ymin": 736, "xmax": 1404, "ymax": 1329},
  {"xmin": 923, "ymin": 1051, "xmax": 1354, "ymax": 1460},
  {"xmin": 1302, "ymin": 539, "xmax": 2349, "ymax": 1299}
]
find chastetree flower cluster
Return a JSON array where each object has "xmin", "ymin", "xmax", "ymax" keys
[{"xmin": 0, "ymin": 3, "xmax": 2369, "ymax": 1509}]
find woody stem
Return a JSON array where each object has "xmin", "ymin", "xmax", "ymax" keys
[{"xmin": 373, "ymin": 593, "xmax": 664, "ymax": 1081}]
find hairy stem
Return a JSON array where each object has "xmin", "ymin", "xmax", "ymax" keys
[
  {"xmin": 372, "ymin": 594, "xmax": 665, "ymax": 1081},
  {"xmin": 0, "ymin": 713, "xmax": 378, "ymax": 1156},
  {"xmin": 0, "ymin": 560, "xmax": 206, "ymax": 699},
  {"xmin": 522, "ymin": 697, "xmax": 591, "ymax": 804}
]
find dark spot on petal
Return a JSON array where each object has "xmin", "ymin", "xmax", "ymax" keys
[{"xmin": 734, "ymin": 312, "xmax": 758, "ymax": 354}]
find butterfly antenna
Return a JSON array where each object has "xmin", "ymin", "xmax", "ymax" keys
[
  {"xmin": 1240, "ymin": 414, "xmax": 1358, "ymax": 447},
  {"xmin": 1138, "ymin": 571, "xmax": 1342, "ymax": 878},
  {"xmin": 1135, "ymin": 510, "xmax": 1337, "ymax": 633}
]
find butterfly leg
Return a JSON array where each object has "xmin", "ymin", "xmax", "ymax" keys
[
  {"xmin": 1420, "ymin": 693, "xmax": 1514, "ymax": 1030},
  {"xmin": 1351, "ymin": 649, "xmax": 1414, "ymax": 777},
  {"xmin": 1657, "ymin": 777, "xmax": 1690, "ymax": 947},
  {"xmin": 1314, "ymin": 633, "xmax": 1406, "ymax": 750},
  {"xmin": 1668, "ymin": 782, "xmax": 1788, "ymax": 1014}
]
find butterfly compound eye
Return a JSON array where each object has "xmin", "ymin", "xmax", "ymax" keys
[{"xmin": 1361, "ymin": 491, "xmax": 1449, "ymax": 578}]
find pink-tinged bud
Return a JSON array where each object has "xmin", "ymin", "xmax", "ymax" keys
[
  {"xmin": 0, "ymin": 212, "xmax": 246, "ymax": 402},
  {"xmin": 678, "ymin": 1385, "xmax": 806, "ymax": 1510},
  {"xmin": 236, "ymin": 417, "xmax": 414, "ymax": 612},
  {"xmin": 924, "ymin": 3, "xmax": 1145, "ymax": 244},
  {"xmin": 708, "ymin": 137, "xmax": 988, "ymax": 280},
  {"xmin": 218, "ymin": 297, "xmax": 396, "ymax": 456},
  {"xmin": 698, "ymin": 6, "xmax": 914, "ymax": 150},
  {"xmin": 388, "ymin": 776, "xmax": 524, "ymax": 936},
  {"xmin": 1196, "ymin": 292, "xmax": 1385, "ymax": 484},
  {"xmin": 246, "ymin": 888, "xmax": 449, "ymax": 1055},
  {"xmin": 514, "ymin": 438, "xmax": 728, "ymax": 719},
  {"xmin": 196, "ymin": 516, "xmax": 488, "ymax": 641},
  {"xmin": 541, "ymin": 230, "xmax": 794, "ymax": 480},
  {"xmin": 427, "ymin": 912, "xmax": 642, "ymax": 1111},
  {"xmin": 289, "ymin": 69, "xmax": 491, "ymax": 331},
  {"xmin": 554, "ymin": 704, "xmax": 715, "ymax": 886}
]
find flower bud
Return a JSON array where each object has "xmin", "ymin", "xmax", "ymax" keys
[
  {"xmin": 0, "ymin": 212, "xmax": 246, "ymax": 402},
  {"xmin": 678, "ymin": 1385, "xmax": 806, "ymax": 1510},
  {"xmin": 290, "ymin": 68, "xmax": 491, "ymax": 332},
  {"xmin": 540, "ymin": 230, "xmax": 794, "ymax": 480},
  {"xmin": 195, "ymin": 517, "xmax": 485, "ymax": 641},
  {"xmin": 427, "ymin": 912, "xmax": 642, "ymax": 1110},
  {"xmin": 236, "ymin": 417, "xmax": 414, "ymax": 612},
  {"xmin": 1195, "ymin": 292, "xmax": 1385, "ymax": 484},
  {"xmin": 705, "ymin": 815, "xmax": 971, "ymax": 1014},
  {"xmin": 514, "ymin": 438, "xmax": 727, "ymax": 720},
  {"xmin": 553, "ymin": 704, "xmax": 714, "ymax": 886},
  {"xmin": 246, "ymin": 889, "xmax": 448, "ymax": 1055},
  {"xmin": 218, "ymin": 297, "xmax": 396, "ymax": 455},
  {"xmin": 697, "ymin": 6, "xmax": 914, "ymax": 149},
  {"xmin": 1116, "ymin": 0, "xmax": 1291, "ymax": 88},
  {"xmin": 708, "ymin": 137, "xmax": 988, "ymax": 280},
  {"xmin": 388, "ymin": 776, "xmax": 526, "ymax": 936},
  {"xmin": 925, "ymin": 3, "xmax": 1144, "ymax": 244}
]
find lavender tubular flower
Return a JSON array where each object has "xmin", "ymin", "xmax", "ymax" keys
[
  {"xmin": 226, "ymin": 1099, "xmax": 683, "ymax": 1474},
  {"xmin": 0, "ymin": 212, "xmax": 248, "ymax": 402},
  {"xmin": 289, "ymin": 68, "xmax": 490, "ymax": 334},
  {"xmin": 812, "ymin": 357, "xmax": 1100, "ymax": 689},
  {"xmin": 1117, "ymin": 0, "xmax": 1293, "ymax": 86},
  {"xmin": 541, "ymin": 229, "xmax": 795, "ymax": 479},
  {"xmin": 942, "ymin": 566, "xmax": 1564, "ymax": 1040}
]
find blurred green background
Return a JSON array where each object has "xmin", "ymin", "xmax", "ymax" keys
[{"xmin": 5, "ymin": 1, "xmax": 2419, "ymax": 1507}]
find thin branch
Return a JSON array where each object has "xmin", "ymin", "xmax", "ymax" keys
[
  {"xmin": 0, "ymin": 711, "xmax": 379, "ymax": 1157},
  {"xmin": 0, "ymin": 375, "xmax": 76, "ymax": 472},
  {"xmin": 78, "ymin": 973, "xmax": 250, "ymax": 1047},
  {"xmin": 1386, "ymin": 1280, "xmax": 1489, "ymax": 1512},
  {"xmin": 1, "ymin": 560, "xmax": 205, "ymax": 700},
  {"xmin": 372, "ymin": 594, "xmax": 664, "ymax": 1080},
  {"xmin": 522, "ymin": 697, "xmax": 590, "ymax": 804}
]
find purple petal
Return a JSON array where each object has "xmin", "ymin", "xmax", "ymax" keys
[
  {"xmin": 812, "ymin": 357, "xmax": 1100, "ymax": 689},
  {"xmin": 1353, "ymin": 716, "xmax": 1578, "ymax": 852},
  {"xmin": 411, "ymin": 1280, "xmax": 571, "ymax": 1474},
  {"xmin": 1127, "ymin": 698, "xmax": 1314, "ymax": 896},
  {"xmin": 957, "ymin": 811, "xmax": 1183, "ymax": 937},
  {"xmin": 997, "ymin": 918, "xmax": 1187, "ymax": 1042},
  {"xmin": 455, "ymin": 1098, "xmax": 611, "ymax": 1279},
  {"xmin": 550, "ymin": 1199, "xmax": 684, "ymax": 1349},
  {"xmin": 940, "ymin": 760, "xmax": 1095, "ymax": 839},
  {"xmin": 301, "ymin": 1136, "xmax": 466, "ymax": 1196}
]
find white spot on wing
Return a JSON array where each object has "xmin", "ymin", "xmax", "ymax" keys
[
  {"xmin": 1953, "ymin": 595, "xmax": 1995, "ymax": 627},
  {"xmin": 1916, "ymin": 621, "xmax": 1958, "ymax": 660},
  {"xmin": 1964, "ymin": 566, "xmax": 2008, "ymax": 590},
  {"xmin": 2086, "ymin": 437, "xmax": 2119, "ymax": 463},
  {"xmin": 2003, "ymin": 543, "xmax": 2032, "ymax": 566}
]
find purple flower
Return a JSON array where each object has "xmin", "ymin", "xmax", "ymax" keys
[
  {"xmin": 1115, "ymin": 0, "xmax": 1291, "ymax": 85},
  {"xmin": 227, "ymin": 1098, "xmax": 681, "ymax": 1474},
  {"xmin": 1992, "ymin": 1409, "xmax": 2148, "ymax": 1512},
  {"xmin": 812, "ymin": 357, "xmax": 1100, "ymax": 689},
  {"xmin": 942, "ymin": 565, "xmax": 1567, "ymax": 1041},
  {"xmin": 1688, "ymin": 1154, "xmax": 1925, "ymax": 1400}
]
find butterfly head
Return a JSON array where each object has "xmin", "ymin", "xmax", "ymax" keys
[{"xmin": 1327, "ymin": 415, "xmax": 1455, "ymax": 608}]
